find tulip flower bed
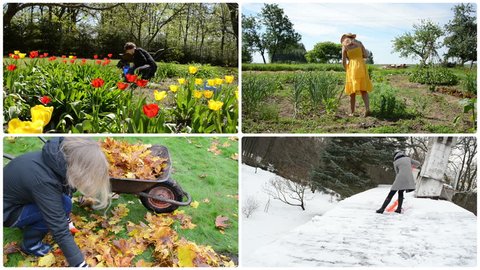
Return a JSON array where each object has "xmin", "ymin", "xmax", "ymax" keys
[{"xmin": 3, "ymin": 51, "xmax": 238, "ymax": 133}]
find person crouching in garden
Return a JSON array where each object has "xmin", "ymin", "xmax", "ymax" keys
[
  {"xmin": 3, "ymin": 137, "xmax": 111, "ymax": 267},
  {"xmin": 376, "ymin": 150, "xmax": 421, "ymax": 214},
  {"xmin": 123, "ymin": 42, "xmax": 158, "ymax": 80},
  {"xmin": 341, "ymin": 33, "xmax": 373, "ymax": 117}
]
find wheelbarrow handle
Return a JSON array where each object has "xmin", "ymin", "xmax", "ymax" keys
[
  {"xmin": 138, "ymin": 191, "xmax": 192, "ymax": 207},
  {"xmin": 3, "ymin": 154, "xmax": 15, "ymax": 160}
]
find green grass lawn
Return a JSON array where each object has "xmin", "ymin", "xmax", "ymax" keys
[{"xmin": 3, "ymin": 136, "xmax": 238, "ymax": 266}]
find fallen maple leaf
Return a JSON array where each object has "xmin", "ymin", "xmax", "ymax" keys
[
  {"xmin": 38, "ymin": 253, "xmax": 56, "ymax": 267},
  {"xmin": 202, "ymin": 198, "xmax": 210, "ymax": 203},
  {"xmin": 230, "ymin": 153, "xmax": 238, "ymax": 160},
  {"xmin": 4, "ymin": 242, "xmax": 19, "ymax": 255},
  {"xmin": 177, "ymin": 241, "xmax": 197, "ymax": 267},
  {"xmin": 215, "ymin": 216, "xmax": 229, "ymax": 230},
  {"xmin": 222, "ymin": 142, "xmax": 231, "ymax": 148},
  {"xmin": 190, "ymin": 201, "xmax": 199, "ymax": 209}
]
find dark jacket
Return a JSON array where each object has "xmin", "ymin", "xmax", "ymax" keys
[
  {"xmin": 3, "ymin": 138, "xmax": 84, "ymax": 266},
  {"xmin": 133, "ymin": 47, "xmax": 157, "ymax": 69}
]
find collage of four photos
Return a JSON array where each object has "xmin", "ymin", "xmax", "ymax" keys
[{"xmin": 2, "ymin": 0, "xmax": 478, "ymax": 268}]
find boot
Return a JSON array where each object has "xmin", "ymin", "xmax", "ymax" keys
[
  {"xmin": 395, "ymin": 194, "xmax": 404, "ymax": 214},
  {"xmin": 376, "ymin": 190, "xmax": 395, "ymax": 214},
  {"xmin": 20, "ymin": 227, "xmax": 51, "ymax": 256}
]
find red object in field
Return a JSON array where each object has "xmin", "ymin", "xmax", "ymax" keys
[{"xmin": 386, "ymin": 200, "xmax": 398, "ymax": 212}]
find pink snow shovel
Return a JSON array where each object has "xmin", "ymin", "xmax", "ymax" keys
[{"xmin": 386, "ymin": 200, "xmax": 398, "ymax": 212}]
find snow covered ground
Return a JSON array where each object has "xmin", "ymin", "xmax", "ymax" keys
[
  {"xmin": 241, "ymin": 165, "xmax": 339, "ymax": 265},
  {"xmin": 242, "ymin": 179, "xmax": 477, "ymax": 267}
]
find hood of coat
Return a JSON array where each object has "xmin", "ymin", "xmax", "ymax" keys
[
  {"xmin": 394, "ymin": 151, "xmax": 407, "ymax": 161},
  {"xmin": 42, "ymin": 137, "xmax": 67, "ymax": 180}
]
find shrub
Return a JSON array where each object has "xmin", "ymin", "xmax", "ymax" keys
[
  {"xmin": 409, "ymin": 67, "xmax": 458, "ymax": 86},
  {"xmin": 462, "ymin": 71, "xmax": 477, "ymax": 95},
  {"xmin": 370, "ymin": 83, "xmax": 410, "ymax": 119}
]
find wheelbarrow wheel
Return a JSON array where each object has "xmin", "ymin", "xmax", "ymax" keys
[{"xmin": 140, "ymin": 182, "xmax": 183, "ymax": 213}]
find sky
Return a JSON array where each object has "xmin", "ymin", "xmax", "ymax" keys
[{"xmin": 242, "ymin": 3, "xmax": 476, "ymax": 64}]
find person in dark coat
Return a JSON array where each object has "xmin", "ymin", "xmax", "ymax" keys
[
  {"xmin": 376, "ymin": 150, "xmax": 421, "ymax": 214},
  {"xmin": 123, "ymin": 42, "xmax": 158, "ymax": 80},
  {"xmin": 3, "ymin": 137, "xmax": 111, "ymax": 267}
]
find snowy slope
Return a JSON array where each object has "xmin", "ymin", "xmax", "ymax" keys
[
  {"xmin": 241, "ymin": 165, "xmax": 339, "ymax": 265},
  {"xmin": 244, "ymin": 185, "xmax": 477, "ymax": 267}
]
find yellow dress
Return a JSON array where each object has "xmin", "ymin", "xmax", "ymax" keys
[{"xmin": 345, "ymin": 47, "xmax": 373, "ymax": 95}]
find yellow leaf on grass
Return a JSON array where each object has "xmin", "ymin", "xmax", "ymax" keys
[
  {"xmin": 190, "ymin": 201, "xmax": 199, "ymax": 208},
  {"xmin": 38, "ymin": 253, "xmax": 55, "ymax": 267},
  {"xmin": 177, "ymin": 242, "xmax": 196, "ymax": 267}
]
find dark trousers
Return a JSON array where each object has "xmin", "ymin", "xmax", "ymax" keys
[
  {"xmin": 379, "ymin": 190, "xmax": 404, "ymax": 211},
  {"xmin": 9, "ymin": 195, "xmax": 72, "ymax": 247},
  {"xmin": 132, "ymin": 64, "xmax": 157, "ymax": 80}
]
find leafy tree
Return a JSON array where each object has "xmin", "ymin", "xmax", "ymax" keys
[
  {"xmin": 392, "ymin": 20, "xmax": 444, "ymax": 66},
  {"xmin": 242, "ymin": 15, "xmax": 267, "ymax": 63},
  {"xmin": 261, "ymin": 4, "xmax": 301, "ymax": 63},
  {"xmin": 242, "ymin": 4, "xmax": 301, "ymax": 63},
  {"xmin": 310, "ymin": 137, "xmax": 407, "ymax": 198},
  {"xmin": 444, "ymin": 3, "xmax": 477, "ymax": 68},
  {"xmin": 242, "ymin": 44, "xmax": 253, "ymax": 63},
  {"xmin": 365, "ymin": 49, "xmax": 374, "ymax": 64},
  {"xmin": 305, "ymin": 41, "xmax": 342, "ymax": 63},
  {"xmin": 271, "ymin": 42, "xmax": 307, "ymax": 63}
]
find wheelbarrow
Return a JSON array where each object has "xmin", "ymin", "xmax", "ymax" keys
[{"xmin": 3, "ymin": 137, "xmax": 192, "ymax": 214}]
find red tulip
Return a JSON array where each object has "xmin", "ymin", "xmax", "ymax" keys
[
  {"xmin": 143, "ymin": 104, "xmax": 159, "ymax": 118},
  {"xmin": 126, "ymin": 74, "xmax": 137, "ymax": 83},
  {"xmin": 62, "ymin": 60, "xmax": 67, "ymax": 64},
  {"xmin": 48, "ymin": 56, "xmax": 57, "ymax": 61},
  {"xmin": 39, "ymin": 55, "xmax": 44, "ymax": 58},
  {"xmin": 8, "ymin": 53, "xmax": 13, "ymax": 58},
  {"xmin": 39, "ymin": 96, "xmax": 51, "ymax": 105},
  {"xmin": 96, "ymin": 60, "xmax": 102, "ymax": 65},
  {"xmin": 81, "ymin": 59, "xmax": 87, "ymax": 65},
  {"xmin": 117, "ymin": 82, "xmax": 129, "ymax": 90},
  {"xmin": 91, "ymin": 78, "xmax": 105, "ymax": 88},
  {"xmin": 61, "ymin": 55, "xmax": 66, "ymax": 58},
  {"xmin": 13, "ymin": 55, "xmax": 20, "ymax": 60},
  {"xmin": 70, "ymin": 59, "xmax": 75, "ymax": 64},
  {"xmin": 29, "ymin": 51, "xmax": 39, "ymax": 58},
  {"xmin": 135, "ymin": 79, "xmax": 149, "ymax": 87},
  {"xmin": 43, "ymin": 53, "xmax": 49, "ymax": 57},
  {"xmin": 7, "ymin": 64, "xmax": 16, "ymax": 71},
  {"xmin": 108, "ymin": 53, "xmax": 113, "ymax": 58},
  {"xmin": 94, "ymin": 54, "xmax": 98, "ymax": 59}
]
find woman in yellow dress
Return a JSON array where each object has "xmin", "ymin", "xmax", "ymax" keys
[{"xmin": 341, "ymin": 33, "xmax": 372, "ymax": 117}]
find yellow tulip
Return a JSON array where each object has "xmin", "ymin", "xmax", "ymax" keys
[
  {"xmin": 208, "ymin": 100, "xmax": 223, "ymax": 111},
  {"xmin": 203, "ymin": 90, "xmax": 214, "ymax": 99},
  {"xmin": 188, "ymin": 66, "xmax": 198, "ymax": 74},
  {"xmin": 8, "ymin": 118, "xmax": 44, "ymax": 134},
  {"xmin": 69, "ymin": 55, "xmax": 74, "ymax": 59},
  {"xmin": 225, "ymin": 75, "xmax": 234, "ymax": 84},
  {"xmin": 207, "ymin": 79, "xmax": 216, "ymax": 87},
  {"xmin": 169, "ymin": 85, "xmax": 179, "ymax": 93},
  {"xmin": 154, "ymin": 90, "xmax": 167, "ymax": 101},
  {"xmin": 193, "ymin": 90, "xmax": 203, "ymax": 99},
  {"xmin": 215, "ymin": 78, "xmax": 224, "ymax": 85},
  {"xmin": 19, "ymin": 53, "xmax": 26, "ymax": 59},
  {"xmin": 178, "ymin": 78, "xmax": 186, "ymax": 85},
  {"xmin": 235, "ymin": 90, "xmax": 239, "ymax": 100},
  {"xmin": 195, "ymin": 78, "xmax": 203, "ymax": 85},
  {"xmin": 14, "ymin": 50, "xmax": 20, "ymax": 55},
  {"xmin": 31, "ymin": 105, "xmax": 53, "ymax": 127}
]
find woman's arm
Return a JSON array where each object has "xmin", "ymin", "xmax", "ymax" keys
[
  {"xmin": 360, "ymin": 43, "xmax": 368, "ymax": 59},
  {"xmin": 342, "ymin": 47, "xmax": 348, "ymax": 70},
  {"xmin": 411, "ymin": 159, "xmax": 421, "ymax": 168}
]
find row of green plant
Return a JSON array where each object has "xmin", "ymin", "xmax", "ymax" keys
[
  {"xmin": 369, "ymin": 83, "xmax": 414, "ymax": 119},
  {"xmin": 242, "ymin": 63, "xmax": 347, "ymax": 72},
  {"xmin": 4, "ymin": 55, "xmax": 238, "ymax": 133}
]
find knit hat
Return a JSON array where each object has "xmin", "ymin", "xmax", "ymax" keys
[{"xmin": 393, "ymin": 150, "xmax": 405, "ymax": 160}]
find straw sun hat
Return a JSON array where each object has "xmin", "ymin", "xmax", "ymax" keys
[{"xmin": 340, "ymin": 33, "xmax": 356, "ymax": 43}]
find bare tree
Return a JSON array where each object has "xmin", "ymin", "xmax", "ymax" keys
[
  {"xmin": 242, "ymin": 196, "xmax": 260, "ymax": 218},
  {"xmin": 451, "ymin": 137, "xmax": 477, "ymax": 191},
  {"xmin": 263, "ymin": 176, "xmax": 311, "ymax": 210}
]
